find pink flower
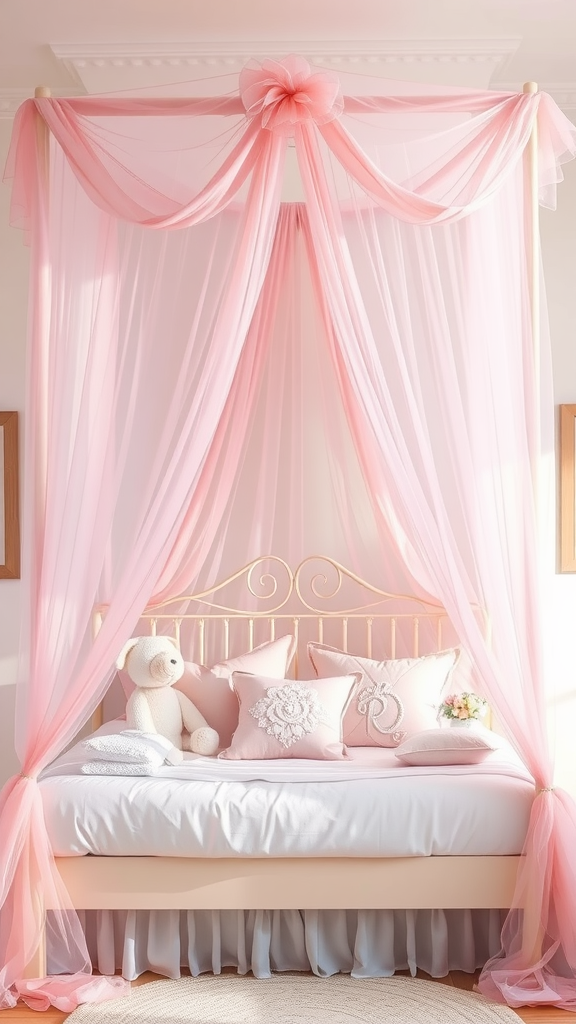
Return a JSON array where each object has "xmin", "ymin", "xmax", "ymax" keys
[
  {"xmin": 441, "ymin": 691, "xmax": 487, "ymax": 721},
  {"xmin": 239, "ymin": 55, "xmax": 344, "ymax": 136}
]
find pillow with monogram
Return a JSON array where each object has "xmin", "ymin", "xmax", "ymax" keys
[
  {"xmin": 119, "ymin": 634, "xmax": 296, "ymax": 749},
  {"xmin": 307, "ymin": 642, "xmax": 459, "ymax": 748},
  {"xmin": 219, "ymin": 672, "xmax": 360, "ymax": 761}
]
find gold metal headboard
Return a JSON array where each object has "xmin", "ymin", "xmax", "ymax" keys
[{"xmin": 92, "ymin": 555, "xmax": 467, "ymax": 730}]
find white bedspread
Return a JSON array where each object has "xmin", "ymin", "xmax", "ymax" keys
[{"xmin": 40, "ymin": 720, "xmax": 534, "ymax": 859}]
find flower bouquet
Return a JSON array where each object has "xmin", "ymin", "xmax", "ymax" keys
[{"xmin": 439, "ymin": 692, "xmax": 488, "ymax": 727}]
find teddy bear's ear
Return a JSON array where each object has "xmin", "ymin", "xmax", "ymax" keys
[
  {"xmin": 165, "ymin": 636, "xmax": 180, "ymax": 650},
  {"xmin": 116, "ymin": 637, "xmax": 141, "ymax": 671}
]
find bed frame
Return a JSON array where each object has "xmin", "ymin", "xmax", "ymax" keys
[{"xmin": 30, "ymin": 556, "xmax": 525, "ymax": 978}]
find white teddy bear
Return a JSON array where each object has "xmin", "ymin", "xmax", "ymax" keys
[{"xmin": 117, "ymin": 635, "xmax": 220, "ymax": 756}]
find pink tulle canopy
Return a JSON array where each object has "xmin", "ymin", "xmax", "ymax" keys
[
  {"xmin": 239, "ymin": 55, "xmax": 344, "ymax": 133},
  {"xmin": 2, "ymin": 54, "xmax": 576, "ymax": 1011}
]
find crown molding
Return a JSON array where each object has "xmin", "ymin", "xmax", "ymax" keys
[
  {"xmin": 50, "ymin": 38, "xmax": 521, "ymax": 88},
  {"xmin": 51, "ymin": 38, "xmax": 521, "ymax": 63}
]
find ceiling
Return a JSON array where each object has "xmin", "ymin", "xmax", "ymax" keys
[{"xmin": 1, "ymin": 0, "xmax": 576, "ymax": 114}]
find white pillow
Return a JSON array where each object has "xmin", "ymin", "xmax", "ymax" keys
[
  {"xmin": 81, "ymin": 730, "xmax": 183, "ymax": 767},
  {"xmin": 394, "ymin": 728, "xmax": 498, "ymax": 766}
]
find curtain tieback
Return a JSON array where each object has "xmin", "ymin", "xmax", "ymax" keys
[
  {"xmin": 19, "ymin": 771, "xmax": 37, "ymax": 781},
  {"xmin": 536, "ymin": 785, "xmax": 554, "ymax": 794}
]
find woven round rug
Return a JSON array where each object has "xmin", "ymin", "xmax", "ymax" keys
[{"xmin": 66, "ymin": 974, "xmax": 520, "ymax": 1024}]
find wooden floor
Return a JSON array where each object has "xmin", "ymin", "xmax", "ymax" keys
[{"xmin": 0, "ymin": 970, "xmax": 571, "ymax": 1022}]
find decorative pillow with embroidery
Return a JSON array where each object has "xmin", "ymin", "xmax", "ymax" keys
[
  {"xmin": 119, "ymin": 634, "xmax": 296, "ymax": 749},
  {"xmin": 307, "ymin": 643, "xmax": 459, "ymax": 748},
  {"xmin": 394, "ymin": 728, "xmax": 498, "ymax": 766},
  {"xmin": 219, "ymin": 671, "xmax": 360, "ymax": 761}
]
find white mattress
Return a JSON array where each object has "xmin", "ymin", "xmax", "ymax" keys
[{"xmin": 40, "ymin": 723, "xmax": 534, "ymax": 859}]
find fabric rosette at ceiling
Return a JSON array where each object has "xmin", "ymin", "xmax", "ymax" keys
[{"xmin": 2, "ymin": 53, "xmax": 576, "ymax": 1012}]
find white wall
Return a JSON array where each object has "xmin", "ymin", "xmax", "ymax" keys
[
  {"xmin": 0, "ymin": 120, "xmax": 28, "ymax": 785},
  {"xmin": 0, "ymin": 119, "xmax": 575, "ymax": 792},
  {"xmin": 541, "ymin": 156, "xmax": 576, "ymax": 795}
]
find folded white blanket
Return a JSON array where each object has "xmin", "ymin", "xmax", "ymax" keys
[
  {"xmin": 81, "ymin": 760, "xmax": 161, "ymax": 776},
  {"xmin": 80, "ymin": 730, "xmax": 183, "ymax": 768}
]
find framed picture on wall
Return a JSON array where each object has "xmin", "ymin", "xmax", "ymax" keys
[
  {"xmin": 0, "ymin": 411, "xmax": 20, "ymax": 579},
  {"xmin": 559, "ymin": 404, "xmax": 576, "ymax": 572}
]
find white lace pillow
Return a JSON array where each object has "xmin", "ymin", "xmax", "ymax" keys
[
  {"xmin": 219, "ymin": 672, "xmax": 360, "ymax": 761},
  {"xmin": 308, "ymin": 643, "xmax": 459, "ymax": 747},
  {"xmin": 394, "ymin": 728, "xmax": 498, "ymax": 766}
]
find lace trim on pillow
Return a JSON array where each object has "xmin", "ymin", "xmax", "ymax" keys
[{"xmin": 249, "ymin": 682, "xmax": 329, "ymax": 749}]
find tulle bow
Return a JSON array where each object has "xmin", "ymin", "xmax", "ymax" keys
[{"xmin": 239, "ymin": 55, "xmax": 344, "ymax": 135}]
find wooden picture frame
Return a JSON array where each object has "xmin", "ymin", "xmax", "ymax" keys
[
  {"xmin": 559, "ymin": 404, "xmax": 576, "ymax": 572},
  {"xmin": 0, "ymin": 411, "xmax": 20, "ymax": 579}
]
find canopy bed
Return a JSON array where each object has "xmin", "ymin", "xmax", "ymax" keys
[
  {"xmin": 2, "ymin": 55, "xmax": 576, "ymax": 1012},
  {"xmin": 34, "ymin": 555, "xmax": 531, "ymax": 991}
]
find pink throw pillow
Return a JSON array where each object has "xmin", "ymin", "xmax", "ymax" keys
[
  {"xmin": 220, "ymin": 672, "xmax": 360, "ymax": 761},
  {"xmin": 119, "ymin": 634, "xmax": 296, "ymax": 748},
  {"xmin": 307, "ymin": 642, "xmax": 459, "ymax": 748},
  {"xmin": 394, "ymin": 728, "xmax": 498, "ymax": 766}
]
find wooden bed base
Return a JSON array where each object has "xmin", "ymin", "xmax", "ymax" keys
[
  {"xmin": 26, "ymin": 854, "xmax": 522, "ymax": 978},
  {"xmin": 54, "ymin": 854, "xmax": 521, "ymax": 911}
]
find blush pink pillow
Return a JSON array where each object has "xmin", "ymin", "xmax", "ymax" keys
[
  {"xmin": 220, "ymin": 672, "xmax": 360, "ymax": 761},
  {"xmin": 307, "ymin": 642, "xmax": 459, "ymax": 748},
  {"xmin": 394, "ymin": 728, "xmax": 498, "ymax": 766},
  {"xmin": 119, "ymin": 634, "xmax": 296, "ymax": 748}
]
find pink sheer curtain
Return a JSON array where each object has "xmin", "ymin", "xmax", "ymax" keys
[
  {"xmin": 2, "ymin": 54, "xmax": 576, "ymax": 1010},
  {"xmin": 1, "ymin": 105, "xmax": 286, "ymax": 1010},
  {"xmin": 293, "ymin": 102, "xmax": 576, "ymax": 1007},
  {"xmin": 159, "ymin": 202, "xmax": 415, "ymax": 610}
]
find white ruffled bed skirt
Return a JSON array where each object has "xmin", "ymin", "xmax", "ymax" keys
[{"xmin": 72, "ymin": 909, "xmax": 505, "ymax": 980}]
